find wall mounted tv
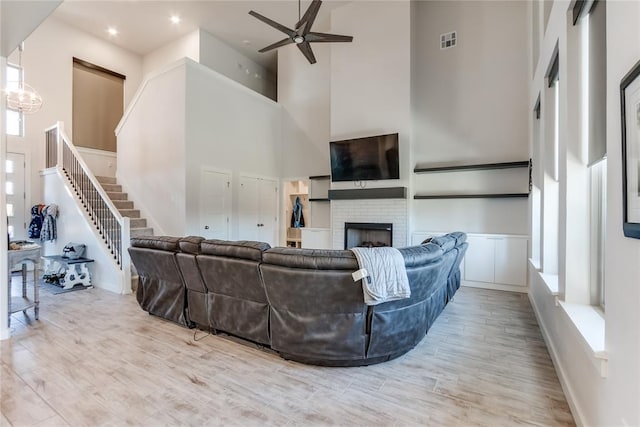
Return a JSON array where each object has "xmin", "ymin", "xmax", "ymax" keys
[{"xmin": 330, "ymin": 133, "xmax": 400, "ymax": 182}]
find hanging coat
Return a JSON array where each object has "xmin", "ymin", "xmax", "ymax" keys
[
  {"xmin": 28, "ymin": 205, "xmax": 44, "ymax": 239},
  {"xmin": 40, "ymin": 204, "xmax": 59, "ymax": 241},
  {"xmin": 291, "ymin": 196, "xmax": 305, "ymax": 228}
]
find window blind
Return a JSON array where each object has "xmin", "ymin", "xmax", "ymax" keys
[
  {"xmin": 546, "ymin": 51, "xmax": 559, "ymax": 88},
  {"xmin": 587, "ymin": 0, "xmax": 607, "ymax": 165},
  {"xmin": 72, "ymin": 58, "xmax": 125, "ymax": 153},
  {"xmin": 572, "ymin": 0, "xmax": 595, "ymax": 25}
]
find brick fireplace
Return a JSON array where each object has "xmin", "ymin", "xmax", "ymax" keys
[
  {"xmin": 331, "ymin": 198, "xmax": 408, "ymax": 249},
  {"xmin": 344, "ymin": 222, "xmax": 393, "ymax": 249}
]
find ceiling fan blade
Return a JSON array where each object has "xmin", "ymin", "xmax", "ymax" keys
[
  {"xmin": 297, "ymin": 42, "xmax": 317, "ymax": 64},
  {"xmin": 306, "ymin": 32, "xmax": 354, "ymax": 43},
  {"xmin": 249, "ymin": 10, "xmax": 295, "ymax": 37},
  {"xmin": 258, "ymin": 37, "xmax": 294, "ymax": 53},
  {"xmin": 296, "ymin": 0, "xmax": 322, "ymax": 34}
]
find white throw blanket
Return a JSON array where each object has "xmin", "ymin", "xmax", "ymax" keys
[{"xmin": 350, "ymin": 247, "xmax": 410, "ymax": 305}]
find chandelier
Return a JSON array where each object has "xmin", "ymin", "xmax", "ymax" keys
[{"xmin": 5, "ymin": 43, "xmax": 42, "ymax": 114}]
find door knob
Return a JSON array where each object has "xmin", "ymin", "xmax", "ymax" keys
[{"xmin": 204, "ymin": 226, "xmax": 210, "ymax": 230}]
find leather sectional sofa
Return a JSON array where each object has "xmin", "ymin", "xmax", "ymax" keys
[{"xmin": 128, "ymin": 232, "xmax": 468, "ymax": 366}]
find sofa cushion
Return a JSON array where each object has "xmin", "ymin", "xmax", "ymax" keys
[
  {"xmin": 397, "ymin": 244, "xmax": 444, "ymax": 268},
  {"xmin": 179, "ymin": 236, "xmax": 204, "ymax": 254},
  {"xmin": 448, "ymin": 231, "xmax": 467, "ymax": 246},
  {"xmin": 430, "ymin": 235, "xmax": 456, "ymax": 252},
  {"xmin": 200, "ymin": 239, "xmax": 270, "ymax": 261},
  {"xmin": 131, "ymin": 236, "xmax": 179, "ymax": 252},
  {"xmin": 263, "ymin": 248, "xmax": 358, "ymax": 270}
]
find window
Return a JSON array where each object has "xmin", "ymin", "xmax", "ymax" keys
[
  {"xmin": 576, "ymin": 0, "xmax": 607, "ymax": 308},
  {"xmin": 541, "ymin": 51, "xmax": 560, "ymax": 276},
  {"xmin": 6, "ymin": 63, "xmax": 24, "ymax": 137},
  {"xmin": 590, "ymin": 159, "xmax": 606, "ymax": 308}
]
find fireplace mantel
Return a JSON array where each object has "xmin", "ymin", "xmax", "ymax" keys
[{"xmin": 328, "ymin": 187, "xmax": 407, "ymax": 200}]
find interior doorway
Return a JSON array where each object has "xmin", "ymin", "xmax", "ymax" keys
[{"xmin": 282, "ymin": 179, "xmax": 309, "ymax": 248}]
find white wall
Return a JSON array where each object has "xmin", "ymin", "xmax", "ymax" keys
[
  {"xmin": 142, "ymin": 28, "xmax": 276, "ymax": 101},
  {"xmin": 1, "ymin": 0, "xmax": 63, "ymax": 341},
  {"xmin": 75, "ymin": 147, "xmax": 117, "ymax": 178},
  {"xmin": 6, "ymin": 17, "xmax": 142, "ymax": 221},
  {"xmin": 602, "ymin": 1, "xmax": 640, "ymax": 424},
  {"xmin": 184, "ymin": 60, "xmax": 281, "ymax": 238},
  {"xmin": 118, "ymin": 59, "xmax": 284, "ymax": 238},
  {"xmin": 528, "ymin": 1, "xmax": 640, "ymax": 425},
  {"xmin": 412, "ymin": 1, "xmax": 529, "ymax": 164},
  {"xmin": 41, "ymin": 169, "xmax": 124, "ymax": 293},
  {"xmin": 330, "ymin": 1, "xmax": 412, "ymax": 189},
  {"xmin": 1, "ymin": 55, "xmax": 9, "ymax": 340},
  {"xmin": 278, "ymin": 40, "xmax": 331, "ymax": 178},
  {"xmin": 199, "ymin": 30, "xmax": 276, "ymax": 101},
  {"xmin": 116, "ymin": 62, "xmax": 187, "ymax": 236},
  {"xmin": 142, "ymin": 29, "xmax": 199, "ymax": 77},
  {"xmin": 411, "ymin": 1, "xmax": 530, "ymax": 237}
]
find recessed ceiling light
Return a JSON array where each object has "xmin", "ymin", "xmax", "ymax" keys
[
  {"xmin": 107, "ymin": 27, "xmax": 118, "ymax": 36},
  {"xmin": 170, "ymin": 15, "xmax": 180, "ymax": 24},
  {"xmin": 242, "ymin": 40, "xmax": 251, "ymax": 46}
]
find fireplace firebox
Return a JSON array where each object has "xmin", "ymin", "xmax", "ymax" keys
[{"xmin": 344, "ymin": 222, "xmax": 393, "ymax": 249}]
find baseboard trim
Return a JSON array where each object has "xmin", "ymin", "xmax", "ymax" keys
[
  {"xmin": 461, "ymin": 280, "xmax": 528, "ymax": 293},
  {"xmin": 528, "ymin": 291, "xmax": 586, "ymax": 427}
]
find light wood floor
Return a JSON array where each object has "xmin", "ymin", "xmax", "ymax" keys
[{"xmin": 1, "ymin": 275, "xmax": 575, "ymax": 426}]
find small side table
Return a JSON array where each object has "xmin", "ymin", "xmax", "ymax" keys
[
  {"xmin": 8, "ymin": 245, "xmax": 42, "ymax": 327},
  {"xmin": 41, "ymin": 255, "xmax": 95, "ymax": 289}
]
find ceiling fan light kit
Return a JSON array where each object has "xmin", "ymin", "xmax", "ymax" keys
[{"xmin": 249, "ymin": 0, "xmax": 353, "ymax": 64}]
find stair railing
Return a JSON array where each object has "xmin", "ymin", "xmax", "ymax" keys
[{"xmin": 44, "ymin": 122, "xmax": 131, "ymax": 293}]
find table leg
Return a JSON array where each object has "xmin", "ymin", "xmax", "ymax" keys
[
  {"xmin": 21, "ymin": 263, "xmax": 27, "ymax": 297},
  {"xmin": 6, "ymin": 269, "xmax": 10, "ymax": 328},
  {"xmin": 34, "ymin": 263, "xmax": 39, "ymax": 320}
]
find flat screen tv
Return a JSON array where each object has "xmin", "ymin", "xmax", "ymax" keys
[{"xmin": 330, "ymin": 133, "xmax": 400, "ymax": 182}]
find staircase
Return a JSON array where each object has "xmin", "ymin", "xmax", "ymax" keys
[{"xmin": 95, "ymin": 176, "xmax": 154, "ymax": 238}]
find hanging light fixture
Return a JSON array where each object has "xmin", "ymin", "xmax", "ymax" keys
[{"xmin": 5, "ymin": 42, "xmax": 42, "ymax": 114}]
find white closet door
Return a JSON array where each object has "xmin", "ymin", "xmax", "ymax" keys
[
  {"xmin": 238, "ymin": 175, "xmax": 278, "ymax": 246},
  {"xmin": 6, "ymin": 153, "xmax": 26, "ymax": 240},
  {"xmin": 238, "ymin": 176, "xmax": 260, "ymax": 241},
  {"xmin": 258, "ymin": 178, "xmax": 278, "ymax": 246},
  {"xmin": 199, "ymin": 169, "xmax": 231, "ymax": 240}
]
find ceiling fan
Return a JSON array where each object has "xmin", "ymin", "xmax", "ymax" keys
[{"xmin": 249, "ymin": 0, "xmax": 353, "ymax": 65}]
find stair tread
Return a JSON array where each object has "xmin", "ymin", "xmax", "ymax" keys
[
  {"xmin": 96, "ymin": 175, "xmax": 117, "ymax": 184},
  {"xmin": 106, "ymin": 192, "xmax": 128, "ymax": 200},
  {"xmin": 119, "ymin": 209, "xmax": 141, "ymax": 218},
  {"xmin": 130, "ymin": 227, "xmax": 154, "ymax": 238},
  {"xmin": 113, "ymin": 200, "xmax": 134, "ymax": 208},
  {"xmin": 129, "ymin": 218, "xmax": 147, "ymax": 227}
]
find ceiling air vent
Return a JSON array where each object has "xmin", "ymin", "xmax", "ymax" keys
[{"xmin": 440, "ymin": 31, "xmax": 457, "ymax": 50}]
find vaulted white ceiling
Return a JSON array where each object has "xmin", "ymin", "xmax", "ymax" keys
[
  {"xmin": 1, "ymin": 0, "xmax": 63, "ymax": 56},
  {"xmin": 52, "ymin": 0, "xmax": 347, "ymax": 72}
]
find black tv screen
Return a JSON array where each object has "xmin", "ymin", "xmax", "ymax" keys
[{"xmin": 330, "ymin": 133, "xmax": 400, "ymax": 182}]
